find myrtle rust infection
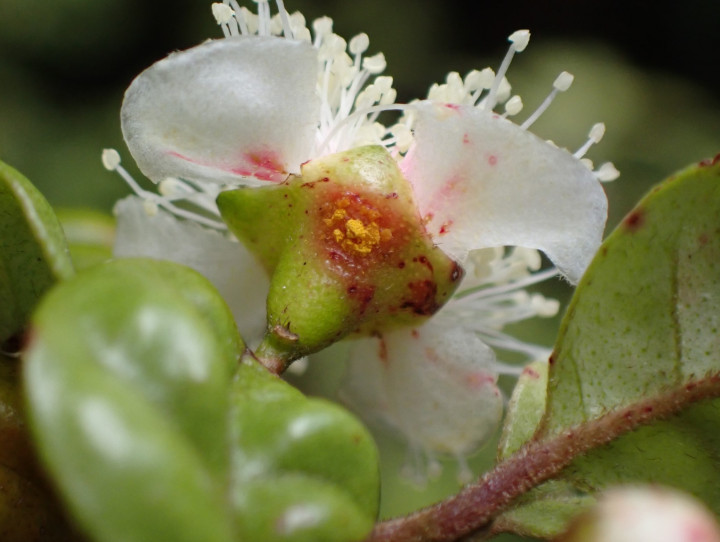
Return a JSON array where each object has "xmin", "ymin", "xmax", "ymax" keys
[
  {"xmin": 401, "ymin": 279, "xmax": 440, "ymax": 315},
  {"xmin": 316, "ymin": 188, "xmax": 410, "ymax": 274}
]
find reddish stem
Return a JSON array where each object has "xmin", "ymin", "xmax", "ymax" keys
[{"xmin": 368, "ymin": 373, "xmax": 720, "ymax": 542}]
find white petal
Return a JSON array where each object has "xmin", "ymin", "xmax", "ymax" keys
[
  {"xmin": 401, "ymin": 102, "xmax": 607, "ymax": 283},
  {"xmin": 113, "ymin": 196, "xmax": 269, "ymax": 344},
  {"xmin": 121, "ymin": 37, "xmax": 320, "ymax": 186},
  {"xmin": 341, "ymin": 320, "xmax": 503, "ymax": 457}
]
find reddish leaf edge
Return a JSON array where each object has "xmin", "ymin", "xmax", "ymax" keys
[{"xmin": 367, "ymin": 371, "xmax": 720, "ymax": 542}]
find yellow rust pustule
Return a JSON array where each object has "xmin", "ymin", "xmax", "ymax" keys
[{"xmin": 322, "ymin": 196, "xmax": 392, "ymax": 256}]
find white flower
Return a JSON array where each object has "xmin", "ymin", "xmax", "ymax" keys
[{"xmin": 104, "ymin": 0, "xmax": 617, "ymax": 481}]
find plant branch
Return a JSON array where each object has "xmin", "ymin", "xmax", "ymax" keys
[{"xmin": 367, "ymin": 372, "xmax": 720, "ymax": 542}]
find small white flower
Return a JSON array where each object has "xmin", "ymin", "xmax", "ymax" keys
[{"xmin": 105, "ymin": 0, "xmax": 617, "ymax": 481}]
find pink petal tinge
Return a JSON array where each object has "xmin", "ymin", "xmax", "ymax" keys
[
  {"xmin": 121, "ymin": 37, "xmax": 320, "ymax": 186},
  {"xmin": 401, "ymin": 102, "xmax": 607, "ymax": 284}
]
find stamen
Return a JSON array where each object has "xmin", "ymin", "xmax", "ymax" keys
[
  {"xmin": 224, "ymin": 0, "xmax": 249, "ymax": 35},
  {"xmin": 455, "ymin": 266, "xmax": 559, "ymax": 303},
  {"xmin": 574, "ymin": 122, "xmax": 606, "ymax": 158},
  {"xmin": 101, "ymin": 150, "xmax": 226, "ymax": 230},
  {"xmin": 256, "ymin": 0, "xmax": 270, "ymax": 36},
  {"xmin": 274, "ymin": 0, "xmax": 293, "ymax": 38},
  {"xmin": 484, "ymin": 29, "xmax": 530, "ymax": 112},
  {"xmin": 101, "ymin": 148, "xmax": 121, "ymax": 171},
  {"xmin": 503, "ymin": 95, "xmax": 523, "ymax": 117},
  {"xmin": 212, "ymin": 3, "xmax": 236, "ymax": 37},
  {"xmin": 317, "ymin": 103, "xmax": 413, "ymax": 154},
  {"xmin": 595, "ymin": 161, "xmax": 620, "ymax": 182},
  {"xmin": 312, "ymin": 16, "xmax": 333, "ymax": 47},
  {"xmin": 362, "ymin": 52, "xmax": 386, "ymax": 74},
  {"xmin": 520, "ymin": 71, "xmax": 574, "ymax": 130}
]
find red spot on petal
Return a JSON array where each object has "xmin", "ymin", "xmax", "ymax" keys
[
  {"xmin": 234, "ymin": 149, "xmax": 286, "ymax": 181},
  {"xmin": 444, "ymin": 103, "xmax": 461, "ymax": 111},
  {"xmin": 377, "ymin": 334, "xmax": 389, "ymax": 366},
  {"xmin": 439, "ymin": 220, "xmax": 453, "ymax": 235},
  {"xmin": 466, "ymin": 372, "xmax": 495, "ymax": 389},
  {"xmin": 424, "ymin": 347, "xmax": 441, "ymax": 364},
  {"xmin": 168, "ymin": 148, "xmax": 287, "ymax": 182},
  {"xmin": 463, "ymin": 133, "xmax": 470, "ymax": 144},
  {"xmin": 411, "ymin": 329, "xmax": 420, "ymax": 339},
  {"xmin": 488, "ymin": 155, "xmax": 498, "ymax": 166},
  {"xmin": 522, "ymin": 366, "xmax": 540, "ymax": 379}
]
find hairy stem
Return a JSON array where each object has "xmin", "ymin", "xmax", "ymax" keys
[{"xmin": 368, "ymin": 372, "xmax": 720, "ymax": 542}]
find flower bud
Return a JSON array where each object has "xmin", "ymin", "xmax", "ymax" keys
[{"xmin": 560, "ymin": 486, "xmax": 720, "ymax": 542}]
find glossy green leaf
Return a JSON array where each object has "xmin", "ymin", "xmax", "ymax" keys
[
  {"xmin": 230, "ymin": 359, "xmax": 380, "ymax": 516},
  {"xmin": 0, "ymin": 160, "xmax": 73, "ymax": 345},
  {"xmin": 228, "ymin": 358, "xmax": 380, "ymax": 541},
  {"xmin": 498, "ymin": 158, "xmax": 720, "ymax": 538},
  {"xmin": 25, "ymin": 259, "xmax": 239, "ymax": 542},
  {"xmin": 25, "ymin": 258, "xmax": 380, "ymax": 542},
  {"xmin": 55, "ymin": 208, "xmax": 115, "ymax": 271}
]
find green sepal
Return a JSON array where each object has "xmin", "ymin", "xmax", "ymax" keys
[{"xmin": 0, "ymin": 160, "xmax": 73, "ymax": 345}]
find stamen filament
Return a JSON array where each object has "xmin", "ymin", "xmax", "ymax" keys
[{"xmin": 318, "ymin": 103, "xmax": 414, "ymax": 154}]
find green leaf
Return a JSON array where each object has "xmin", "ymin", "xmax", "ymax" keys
[
  {"xmin": 25, "ymin": 258, "xmax": 380, "ymax": 542},
  {"xmin": 497, "ymin": 158, "xmax": 720, "ymax": 537},
  {"xmin": 495, "ymin": 362, "xmax": 595, "ymax": 538},
  {"xmin": 25, "ymin": 259, "xmax": 240, "ymax": 542},
  {"xmin": 228, "ymin": 359, "xmax": 380, "ymax": 533},
  {"xmin": 0, "ymin": 160, "xmax": 73, "ymax": 345}
]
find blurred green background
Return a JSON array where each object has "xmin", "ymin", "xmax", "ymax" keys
[{"xmin": 1, "ymin": 0, "xmax": 719, "ymax": 538}]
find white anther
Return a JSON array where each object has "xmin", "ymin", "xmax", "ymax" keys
[
  {"xmin": 142, "ymin": 199, "xmax": 159, "ymax": 217},
  {"xmin": 269, "ymin": 13, "xmax": 284, "ymax": 35},
  {"xmin": 553, "ymin": 71, "xmax": 574, "ymax": 91},
  {"xmin": 374, "ymin": 75, "xmax": 393, "ymax": 93},
  {"xmin": 504, "ymin": 95, "xmax": 523, "ymax": 116},
  {"xmin": 212, "ymin": 3, "xmax": 235, "ymax": 24},
  {"xmin": 531, "ymin": 294, "xmax": 560, "ymax": 317},
  {"xmin": 362, "ymin": 52, "xmax": 386, "ymax": 74},
  {"xmin": 589, "ymin": 122, "xmax": 606, "ymax": 143},
  {"xmin": 380, "ymin": 87, "xmax": 397, "ymax": 106},
  {"xmin": 581, "ymin": 158, "xmax": 594, "ymax": 170},
  {"xmin": 312, "ymin": 16, "xmax": 333, "ymax": 38},
  {"xmin": 574, "ymin": 122, "xmax": 607, "ymax": 158},
  {"xmin": 496, "ymin": 77, "xmax": 512, "ymax": 103},
  {"xmin": 101, "ymin": 148, "xmax": 121, "ymax": 171},
  {"xmin": 596, "ymin": 162, "xmax": 620, "ymax": 181},
  {"xmin": 508, "ymin": 29, "xmax": 530, "ymax": 52},
  {"xmin": 390, "ymin": 123, "xmax": 414, "ymax": 152},
  {"xmin": 158, "ymin": 178, "xmax": 186, "ymax": 197},
  {"xmin": 349, "ymin": 33, "xmax": 370, "ymax": 55}
]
